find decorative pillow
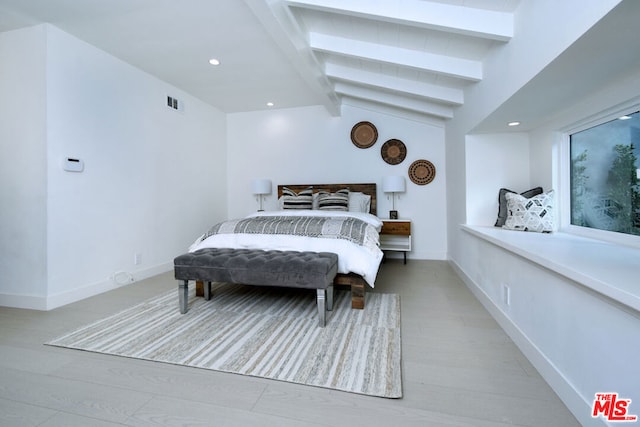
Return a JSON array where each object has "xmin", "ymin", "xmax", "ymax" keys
[
  {"xmin": 495, "ymin": 187, "xmax": 543, "ymax": 227},
  {"xmin": 348, "ymin": 192, "xmax": 371, "ymax": 213},
  {"xmin": 317, "ymin": 189, "xmax": 349, "ymax": 211},
  {"xmin": 282, "ymin": 186, "xmax": 313, "ymax": 210},
  {"xmin": 503, "ymin": 190, "xmax": 554, "ymax": 233}
]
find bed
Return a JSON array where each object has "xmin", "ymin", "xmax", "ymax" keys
[{"xmin": 188, "ymin": 183, "xmax": 382, "ymax": 309}]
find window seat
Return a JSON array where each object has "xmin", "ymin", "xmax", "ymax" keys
[{"xmin": 462, "ymin": 225, "xmax": 640, "ymax": 313}]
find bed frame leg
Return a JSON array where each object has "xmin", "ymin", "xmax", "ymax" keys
[
  {"xmin": 333, "ymin": 273, "xmax": 365, "ymax": 309},
  {"xmin": 195, "ymin": 280, "xmax": 204, "ymax": 297},
  {"xmin": 179, "ymin": 280, "xmax": 189, "ymax": 314},
  {"xmin": 351, "ymin": 280, "xmax": 365, "ymax": 309}
]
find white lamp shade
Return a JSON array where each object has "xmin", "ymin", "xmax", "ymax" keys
[
  {"xmin": 382, "ymin": 176, "xmax": 405, "ymax": 193},
  {"xmin": 251, "ymin": 179, "xmax": 272, "ymax": 195}
]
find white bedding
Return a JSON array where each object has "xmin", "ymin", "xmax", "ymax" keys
[{"xmin": 189, "ymin": 210, "xmax": 383, "ymax": 287}]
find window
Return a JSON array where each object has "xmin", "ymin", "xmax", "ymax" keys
[{"xmin": 570, "ymin": 111, "xmax": 640, "ymax": 237}]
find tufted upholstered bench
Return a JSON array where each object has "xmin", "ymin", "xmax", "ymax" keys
[{"xmin": 173, "ymin": 248, "xmax": 339, "ymax": 327}]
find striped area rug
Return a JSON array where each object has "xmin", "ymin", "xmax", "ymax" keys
[{"xmin": 47, "ymin": 284, "xmax": 402, "ymax": 398}]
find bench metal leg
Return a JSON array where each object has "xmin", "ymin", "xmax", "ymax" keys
[
  {"xmin": 179, "ymin": 280, "xmax": 189, "ymax": 314},
  {"xmin": 327, "ymin": 284, "xmax": 334, "ymax": 311},
  {"xmin": 204, "ymin": 281, "xmax": 212, "ymax": 301},
  {"xmin": 316, "ymin": 289, "xmax": 327, "ymax": 327}
]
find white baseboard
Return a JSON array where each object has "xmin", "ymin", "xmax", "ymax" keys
[
  {"xmin": 0, "ymin": 262, "xmax": 173, "ymax": 311},
  {"xmin": 448, "ymin": 259, "xmax": 606, "ymax": 427},
  {"xmin": 0, "ymin": 293, "xmax": 48, "ymax": 311}
]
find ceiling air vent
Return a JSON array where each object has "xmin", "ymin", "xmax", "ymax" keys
[{"xmin": 166, "ymin": 95, "xmax": 183, "ymax": 112}]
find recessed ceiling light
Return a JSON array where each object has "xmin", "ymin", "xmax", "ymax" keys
[
  {"xmin": 619, "ymin": 115, "xmax": 632, "ymax": 120},
  {"xmin": 266, "ymin": 102, "xmax": 274, "ymax": 107},
  {"xmin": 507, "ymin": 121, "xmax": 521, "ymax": 127},
  {"xmin": 208, "ymin": 58, "xmax": 220, "ymax": 66}
]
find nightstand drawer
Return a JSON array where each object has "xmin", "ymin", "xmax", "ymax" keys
[{"xmin": 381, "ymin": 221, "xmax": 411, "ymax": 235}]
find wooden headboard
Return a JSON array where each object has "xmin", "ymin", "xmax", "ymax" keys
[{"xmin": 277, "ymin": 183, "xmax": 377, "ymax": 216}]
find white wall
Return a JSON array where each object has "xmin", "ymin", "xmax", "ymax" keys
[
  {"xmin": 0, "ymin": 25, "xmax": 228, "ymax": 309},
  {"xmin": 455, "ymin": 232, "xmax": 639, "ymax": 427},
  {"xmin": 445, "ymin": 1, "xmax": 636, "ymax": 424},
  {"xmin": 0, "ymin": 26, "xmax": 48, "ymax": 305},
  {"xmin": 227, "ymin": 103, "xmax": 448, "ymax": 261},
  {"xmin": 465, "ymin": 133, "xmax": 530, "ymax": 226},
  {"xmin": 446, "ymin": 0, "xmax": 621, "ymax": 241},
  {"xmin": 447, "ymin": 0, "xmax": 622, "ymax": 251}
]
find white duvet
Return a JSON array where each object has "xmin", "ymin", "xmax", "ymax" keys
[{"xmin": 189, "ymin": 210, "xmax": 384, "ymax": 287}]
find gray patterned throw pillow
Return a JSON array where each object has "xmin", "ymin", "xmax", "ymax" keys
[
  {"xmin": 317, "ymin": 189, "xmax": 349, "ymax": 211},
  {"xmin": 503, "ymin": 190, "xmax": 554, "ymax": 233},
  {"xmin": 282, "ymin": 186, "xmax": 313, "ymax": 210}
]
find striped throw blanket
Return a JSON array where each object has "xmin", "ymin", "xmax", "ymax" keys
[{"xmin": 198, "ymin": 215, "xmax": 375, "ymax": 248}]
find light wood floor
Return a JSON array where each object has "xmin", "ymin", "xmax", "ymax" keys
[{"xmin": 0, "ymin": 260, "xmax": 579, "ymax": 426}]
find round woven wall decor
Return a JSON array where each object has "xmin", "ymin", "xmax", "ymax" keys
[
  {"xmin": 381, "ymin": 139, "xmax": 407, "ymax": 165},
  {"xmin": 350, "ymin": 121, "xmax": 378, "ymax": 149},
  {"xmin": 408, "ymin": 159, "xmax": 436, "ymax": 185}
]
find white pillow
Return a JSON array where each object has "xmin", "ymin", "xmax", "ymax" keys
[{"xmin": 348, "ymin": 192, "xmax": 371, "ymax": 213}]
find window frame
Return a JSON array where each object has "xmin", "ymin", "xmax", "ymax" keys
[{"xmin": 559, "ymin": 98, "xmax": 640, "ymax": 249}]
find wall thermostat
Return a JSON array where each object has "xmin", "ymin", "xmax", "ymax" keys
[{"xmin": 63, "ymin": 157, "xmax": 84, "ymax": 172}]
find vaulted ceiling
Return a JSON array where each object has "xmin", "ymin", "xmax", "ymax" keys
[
  {"xmin": 0, "ymin": 0, "xmax": 520, "ymax": 123},
  {"xmin": 256, "ymin": 0, "xmax": 519, "ymax": 120}
]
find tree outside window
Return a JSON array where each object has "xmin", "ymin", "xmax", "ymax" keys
[{"xmin": 570, "ymin": 112, "xmax": 640, "ymax": 237}]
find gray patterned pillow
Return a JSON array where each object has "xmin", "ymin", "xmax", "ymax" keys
[
  {"xmin": 495, "ymin": 187, "xmax": 543, "ymax": 227},
  {"xmin": 282, "ymin": 186, "xmax": 313, "ymax": 210},
  {"xmin": 503, "ymin": 190, "xmax": 554, "ymax": 233},
  {"xmin": 317, "ymin": 189, "xmax": 349, "ymax": 211}
]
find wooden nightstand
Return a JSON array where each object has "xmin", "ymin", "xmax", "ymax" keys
[{"xmin": 379, "ymin": 219, "xmax": 411, "ymax": 264}]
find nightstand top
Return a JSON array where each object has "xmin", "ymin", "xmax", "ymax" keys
[{"xmin": 380, "ymin": 218, "xmax": 411, "ymax": 222}]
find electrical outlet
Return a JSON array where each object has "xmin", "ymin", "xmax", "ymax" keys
[
  {"xmin": 502, "ymin": 283, "xmax": 510, "ymax": 306},
  {"xmin": 113, "ymin": 271, "xmax": 134, "ymax": 285},
  {"xmin": 134, "ymin": 252, "xmax": 142, "ymax": 265}
]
